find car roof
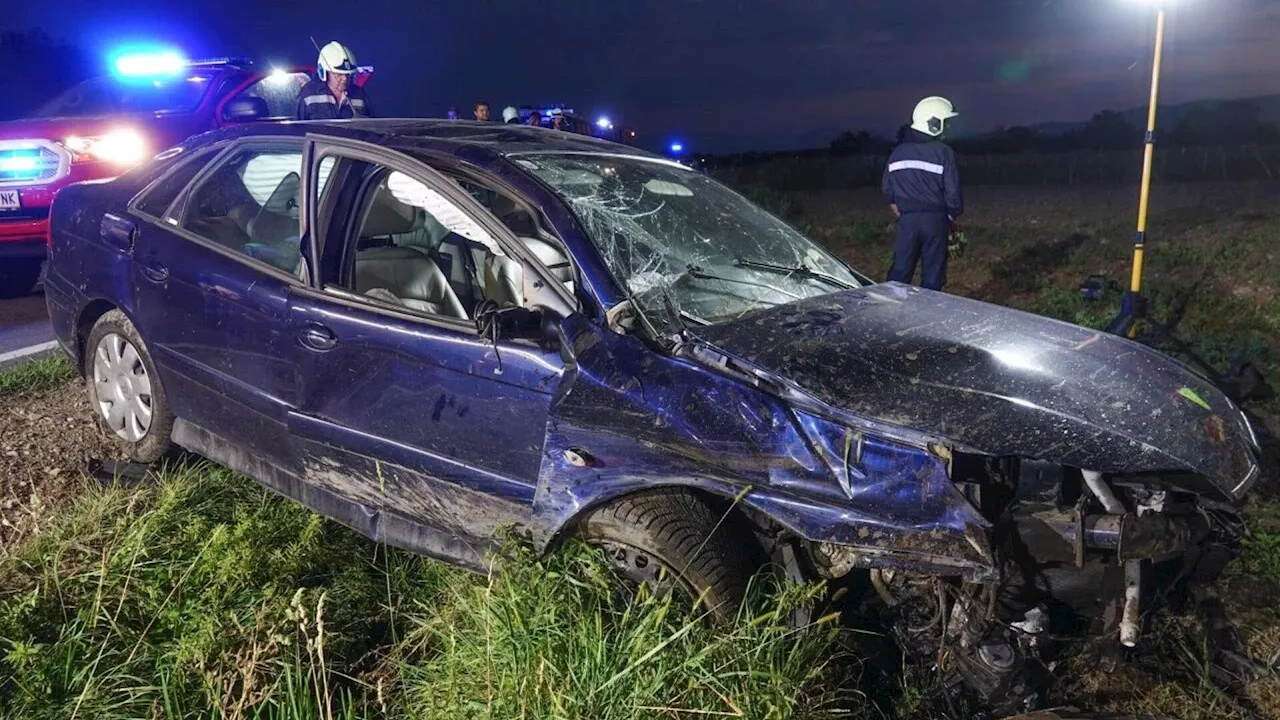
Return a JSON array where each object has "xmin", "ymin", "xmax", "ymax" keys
[{"xmin": 196, "ymin": 118, "xmax": 665, "ymax": 166}]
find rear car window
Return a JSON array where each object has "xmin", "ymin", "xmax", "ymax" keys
[{"xmin": 135, "ymin": 150, "xmax": 220, "ymax": 219}]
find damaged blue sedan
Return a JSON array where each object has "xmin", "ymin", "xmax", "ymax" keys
[{"xmin": 44, "ymin": 119, "xmax": 1262, "ymax": 712}]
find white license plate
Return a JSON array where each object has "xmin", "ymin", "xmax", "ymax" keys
[{"xmin": 0, "ymin": 189, "xmax": 19, "ymax": 210}]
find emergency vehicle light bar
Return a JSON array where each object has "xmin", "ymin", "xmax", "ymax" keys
[
  {"xmin": 185, "ymin": 57, "xmax": 255, "ymax": 69},
  {"xmin": 111, "ymin": 50, "xmax": 256, "ymax": 79}
]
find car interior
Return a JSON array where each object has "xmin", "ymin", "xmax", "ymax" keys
[
  {"xmin": 348, "ymin": 169, "xmax": 576, "ymax": 319},
  {"xmin": 175, "ymin": 149, "xmax": 577, "ymax": 321},
  {"xmin": 180, "ymin": 151, "xmax": 306, "ymax": 273}
]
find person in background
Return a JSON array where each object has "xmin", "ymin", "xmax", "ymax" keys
[
  {"xmin": 527, "ymin": 110, "xmax": 543, "ymax": 128},
  {"xmin": 502, "ymin": 106, "xmax": 520, "ymax": 124},
  {"xmin": 881, "ymin": 96, "xmax": 964, "ymax": 292},
  {"xmin": 474, "ymin": 101, "xmax": 491, "ymax": 121},
  {"xmin": 296, "ymin": 41, "xmax": 373, "ymax": 120},
  {"xmin": 447, "ymin": 107, "xmax": 459, "ymax": 120},
  {"xmin": 549, "ymin": 108, "xmax": 568, "ymax": 131}
]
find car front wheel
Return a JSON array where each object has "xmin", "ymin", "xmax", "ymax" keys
[
  {"xmin": 580, "ymin": 487, "xmax": 763, "ymax": 622},
  {"xmin": 85, "ymin": 310, "xmax": 176, "ymax": 463}
]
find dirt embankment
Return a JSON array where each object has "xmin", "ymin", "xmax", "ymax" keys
[{"xmin": 0, "ymin": 379, "xmax": 124, "ymax": 554}]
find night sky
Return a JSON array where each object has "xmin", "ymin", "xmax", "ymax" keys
[{"xmin": 5, "ymin": 0, "xmax": 1280, "ymax": 153}]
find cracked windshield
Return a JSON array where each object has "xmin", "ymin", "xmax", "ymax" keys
[{"xmin": 515, "ymin": 153, "xmax": 864, "ymax": 329}]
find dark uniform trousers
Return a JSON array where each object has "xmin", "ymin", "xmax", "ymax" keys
[{"xmin": 888, "ymin": 212, "xmax": 950, "ymax": 291}]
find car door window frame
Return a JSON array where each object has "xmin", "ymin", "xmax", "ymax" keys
[
  {"xmin": 300, "ymin": 134, "xmax": 576, "ymax": 329},
  {"xmin": 430, "ymin": 160, "xmax": 582, "ymax": 305},
  {"xmin": 125, "ymin": 141, "xmax": 234, "ymax": 223},
  {"xmin": 141, "ymin": 136, "xmax": 309, "ymax": 285}
]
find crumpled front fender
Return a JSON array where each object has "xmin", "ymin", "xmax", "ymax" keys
[{"xmin": 530, "ymin": 314, "xmax": 997, "ymax": 580}]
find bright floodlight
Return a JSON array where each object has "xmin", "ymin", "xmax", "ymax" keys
[
  {"xmin": 267, "ymin": 68, "xmax": 292, "ymax": 84},
  {"xmin": 596, "ymin": 116, "xmax": 613, "ymax": 129},
  {"xmin": 113, "ymin": 50, "xmax": 186, "ymax": 78}
]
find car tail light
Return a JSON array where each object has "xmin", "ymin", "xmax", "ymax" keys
[{"xmin": 62, "ymin": 129, "xmax": 148, "ymax": 167}]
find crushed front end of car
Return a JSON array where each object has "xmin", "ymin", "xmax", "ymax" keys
[
  {"xmin": 681, "ymin": 284, "xmax": 1262, "ymax": 713},
  {"xmin": 536, "ymin": 280, "xmax": 1261, "ymax": 715},
  {"xmin": 515, "ymin": 153, "xmax": 1260, "ymax": 713}
]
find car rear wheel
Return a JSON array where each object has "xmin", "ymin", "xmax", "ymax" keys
[
  {"xmin": 580, "ymin": 487, "xmax": 763, "ymax": 622},
  {"xmin": 85, "ymin": 310, "xmax": 176, "ymax": 463}
]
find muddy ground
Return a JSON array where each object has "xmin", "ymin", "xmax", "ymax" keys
[{"xmin": 0, "ymin": 378, "xmax": 124, "ymax": 555}]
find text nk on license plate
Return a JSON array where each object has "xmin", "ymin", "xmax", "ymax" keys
[{"xmin": 0, "ymin": 189, "xmax": 19, "ymax": 210}]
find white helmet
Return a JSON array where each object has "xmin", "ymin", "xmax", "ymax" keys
[
  {"xmin": 502, "ymin": 106, "xmax": 519, "ymax": 123},
  {"xmin": 911, "ymin": 96, "xmax": 958, "ymax": 137},
  {"xmin": 317, "ymin": 41, "xmax": 358, "ymax": 79}
]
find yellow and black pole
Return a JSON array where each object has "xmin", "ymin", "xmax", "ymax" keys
[{"xmin": 1110, "ymin": 3, "xmax": 1167, "ymax": 339}]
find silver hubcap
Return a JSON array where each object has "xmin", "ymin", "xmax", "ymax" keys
[{"xmin": 93, "ymin": 332, "xmax": 153, "ymax": 442}]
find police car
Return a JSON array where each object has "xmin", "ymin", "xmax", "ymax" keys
[{"xmin": 0, "ymin": 49, "xmax": 368, "ymax": 295}]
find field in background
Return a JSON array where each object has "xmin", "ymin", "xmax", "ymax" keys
[
  {"xmin": 2, "ymin": 181, "xmax": 1280, "ymax": 718},
  {"xmin": 714, "ymin": 144, "xmax": 1280, "ymax": 190}
]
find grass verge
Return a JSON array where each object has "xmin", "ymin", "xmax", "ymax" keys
[
  {"xmin": 0, "ymin": 462, "xmax": 860, "ymax": 720},
  {"xmin": 0, "ymin": 353, "xmax": 74, "ymax": 398}
]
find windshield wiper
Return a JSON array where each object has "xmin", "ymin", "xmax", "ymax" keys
[
  {"xmin": 733, "ymin": 258, "xmax": 857, "ymax": 291},
  {"xmin": 681, "ymin": 264, "xmax": 805, "ymax": 300},
  {"xmin": 657, "ymin": 285, "xmax": 711, "ymax": 329}
]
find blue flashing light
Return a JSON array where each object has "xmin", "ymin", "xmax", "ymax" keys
[
  {"xmin": 111, "ymin": 49, "xmax": 187, "ymax": 78},
  {"xmin": 669, "ymin": 142, "xmax": 685, "ymax": 155},
  {"xmin": 0, "ymin": 155, "xmax": 39, "ymax": 173},
  {"xmin": 596, "ymin": 116, "xmax": 613, "ymax": 130}
]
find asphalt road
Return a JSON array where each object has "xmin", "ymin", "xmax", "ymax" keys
[{"xmin": 0, "ymin": 291, "xmax": 57, "ymax": 370}]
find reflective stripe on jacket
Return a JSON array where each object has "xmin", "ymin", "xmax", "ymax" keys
[
  {"xmin": 881, "ymin": 129, "xmax": 963, "ymax": 218},
  {"xmin": 295, "ymin": 80, "xmax": 374, "ymax": 120}
]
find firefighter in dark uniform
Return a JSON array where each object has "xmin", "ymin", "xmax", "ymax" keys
[
  {"xmin": 296, "ymin": 41, "xmax": 374, "ymax": 120},
  {"xmin": 881, "ymin": 96, "xmax": 963, "ymax": 291}
]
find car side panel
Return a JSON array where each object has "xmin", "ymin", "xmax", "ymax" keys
[
  {"xmin": 45, "ymin": 182, "xmax": 139, "ymax": 367},
  {"xmin": 285, "ymin": 288, "xmax": 559, "ymax": 539},
  {"xmin": 532, "ymin": 313, "xmax": 997, "ymax": 581},
  {"xmin": 129, "ymin": 220, "xmax": 299, "ymax": 469}
]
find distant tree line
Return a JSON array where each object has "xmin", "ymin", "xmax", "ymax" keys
[
  {"xmin": 709, "ymin": 100, "xmax": 1280, "ymax": 189},
  {"xmin": 711, "ymin": 100, "xmax": 1280, "ymax": 169}
]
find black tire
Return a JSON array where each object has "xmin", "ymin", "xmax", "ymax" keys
[
  {"xmin": 84, "ymin": 309, "xmax": 176, "ymax": 463},
  {"xmin": 580, "ymin": 487, "xmax": 763, "ymax": 622},
  {"xmin": 0, "ymin": 259, "xmax": 43, "ymax": 299}
]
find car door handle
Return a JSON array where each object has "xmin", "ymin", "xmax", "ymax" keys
[
  {"xmin": 299, "ymin": 324, "xmax": 337, "ymax": 351},
  {"xmin": 139, "ymin": 258, "xmax": 169, "ymax": 283},
  {"xmin": 100, "ymin": 213, "xmax": 136, "ymax": 253}
]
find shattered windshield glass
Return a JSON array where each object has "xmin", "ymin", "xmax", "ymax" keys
[{"xmin": 514, "ymin": 153, "xmax": 866, "ymax": 331}]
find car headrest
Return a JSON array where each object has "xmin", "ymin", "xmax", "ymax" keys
[{"xmin": 362, "ymin": 185, "xmax": 417, "ymax": 237}]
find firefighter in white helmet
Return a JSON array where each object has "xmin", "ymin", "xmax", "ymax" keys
[
  {"xmin": 296, "ymin": 41, "xmax": 374, "ymax": 120},
  {"xmin": 881, "ymin": 96, "xmax": 964, "ymax": 291}
]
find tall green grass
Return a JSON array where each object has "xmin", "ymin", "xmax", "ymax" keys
[
  {"xmin": 0, "ymin": 353, "xmax": 74, "ymax": 397},
  {"xmin": 0, "ymin": 462, "xmax": 863, "ymax": 719}
]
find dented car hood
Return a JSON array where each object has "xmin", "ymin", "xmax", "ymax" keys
[{"xmin": 692, "ymin": 283, "xmax": 1259, "ymax": 498}]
